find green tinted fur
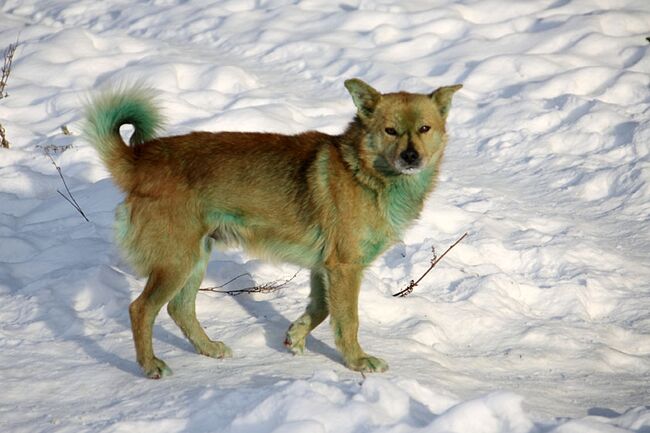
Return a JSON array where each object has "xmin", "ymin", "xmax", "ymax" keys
[
  {"xmin": 385, "ymin": 165, "xmax": 437, "ymax": 230},
  {"xmin": 85, "ymin": 78, "xmax": 461, "ymax": 378},
  {"xmin": 114, "ymin": 203, "xmax": 142, "ymax": 273},
  {"xmin": 357, "ymin": 166, "xmax": 437, "ymax": 265},
  {"xmin": 209, "ymin": 208, "xmax": 325, "ymax": 268},
  {"xmin": 84, "ymin": 86, "xmax": 163, "ymax": 157}
]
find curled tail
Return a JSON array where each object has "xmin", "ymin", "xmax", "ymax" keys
[{"xmin": 84, "ymin": 85, "xmax": 163, "ymax": 191}]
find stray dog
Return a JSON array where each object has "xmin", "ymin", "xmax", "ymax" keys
[{"xmin": 85, "ymin": 79, "xmax": 461, "ymax": 378}]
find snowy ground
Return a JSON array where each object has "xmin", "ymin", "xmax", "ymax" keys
[{"xmin": 1, "ymin": 1, "xmax": 649, "ymax": 432}]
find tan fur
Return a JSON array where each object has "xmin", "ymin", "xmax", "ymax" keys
[{"xmin": 85, "ymin": 79, "xmax": 461, "ymax": 378}]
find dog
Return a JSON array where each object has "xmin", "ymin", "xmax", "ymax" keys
[{"xmin": 84, "ymin": 79, "xmax": 461, "ymax": 378}]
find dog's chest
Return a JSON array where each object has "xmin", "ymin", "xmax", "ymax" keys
[
  {"xmin": 359, "ymin": 223, "xmax": 394, "ymax": 265},
  {"xmin": 358, "ymin": 171, "xmax": 434, "ymax": 264},
  {"xmin": 384, "ymin": 171, "xmax": 433, "ymax": 230}
]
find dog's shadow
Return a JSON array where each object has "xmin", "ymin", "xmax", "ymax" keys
[
  {"xmin": 202, "ymin": 257, "xmax": 341, "ymax": 365},
  {"xmin": 32, "ymin": 264, "xmax": 144, "ymax": 377},
  {"xmin": 58, "ymin": 254, "xmax": 341, "ymax": 378}
]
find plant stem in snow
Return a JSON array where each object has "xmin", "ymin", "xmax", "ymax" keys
[
  {"xmin": 0, "ymin": 38, "xmax": 18, "ymax": 149},
  {"xmin": 46, "ymin": 153, "xmax": 90, "ymax": 222},
  {"xmin": 392, "ymin": 232, "xmax": 468, "ymax": 297},
  {"xmin": 200, "ymin": 270, "xmax": 300, "ymax": 296},
  {"xmin": 0, "ymin": 38, "xmax": 18, "ymax": 99},
  {"xmin": 0, "ymin": 123, "xmax": 8, "ymax": 149}
]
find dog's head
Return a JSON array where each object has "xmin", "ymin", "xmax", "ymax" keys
[{"xmin": 345, "ymin": 79, "xmax": 462, "ymax": 176}]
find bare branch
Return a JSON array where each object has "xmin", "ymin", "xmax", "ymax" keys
[
  {"xmin": 0, "ymin": 123, "xmax": 8, "ymax": 149},
  {"xmin": 201, "ymin": 234, "xmax": 466, "ymax": 298},
  {"xmin": 211, "ymin": 272, "xmax": 253, "ymax": 289},
  {"xmin": 0, "ymin": 38, "xmax": 18, "ymax": 99},
  {"xmin": 359, "ymin": 371, "xmax": 366, "ymax": 384},
  {"xmin": 46, "ymin": 152, "xmax": 90, "ymax": 222},
  {"xmin": 0, "ymin": 38, "xmax": 18, "ymax": 149},
  {"xmin": 393, "ymin": 232, "xmax": 468, "ymax": 297},
  {"xmin": 36, "ymin": 142, "xmax": 74, "ymax": 154},
  {"xmin": 200, "ymin": 270, "xmax": 300, "ymax": 296}
]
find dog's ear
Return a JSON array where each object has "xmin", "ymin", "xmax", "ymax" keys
[
  {"xmin": 345, "ymin": 79, "xmax": 381, "ymax": 118},
  {"xmin": 430, "ymin": 84, "xmax": 462, "ymax": 120}
]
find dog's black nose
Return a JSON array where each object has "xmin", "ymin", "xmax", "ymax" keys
[{"xmin": 400, "ymin": 148, "xmax": 420, "ymax": 165}]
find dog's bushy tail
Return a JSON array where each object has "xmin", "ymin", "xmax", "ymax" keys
[{"xmin": 84, "ymin": 84, "xmax": 163, "ymax": 191}]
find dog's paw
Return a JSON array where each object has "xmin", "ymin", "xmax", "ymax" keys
[
  {"xmin": 285, "ymin": 320, "xmax": 311, "ymax": 355},
  {"xmin": 284, "ymin": 332, "xmax": 306, "ymax": 355},
  {"xmin": 199, "ymin": 340, "xmax": 232, "ymax": 359},
  {"xmin": 285, "ymin": 320, "xmax": 310, "ymax": 355},
  {"xmin": 346, "ymin": 355, "xmax": 389, "ymax": 373},
  {"xmin": 143, "ymin": 357, "xmax": 173, "ymax": 379}
]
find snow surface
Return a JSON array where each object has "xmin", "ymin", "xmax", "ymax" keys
[{"xmin": 1, "ymin": 1, "xmax": 649, "ymax": 432}]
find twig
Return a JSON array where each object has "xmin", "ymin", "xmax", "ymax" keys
[
  {"xmin": 46, "ymin": 152, "xmax": 90, "ymax": 222},
  {"xmin": 0, "ymin": 123, "xmax": 8, "ymax": 149},
  {"xmin": 0, "ymin": 38, "xmax": 18, "ymax": 149},
  {"xmin": 392, "ymin": 232, "xmax": 468, "ymax": 297},
  {"xmin": 359, "ymin": 371, "xmax": 366, "ymax": 384},
  {"xmin": 36, "ymin": 142, "xmax": 74, "ymax": 155},
  {"xmin": 200, "ymin": 270, "xmax": 300, "ymax": 296},
  {"xmin": 0, "ymin": 37, "xmax": 18, "ymax": 99},
  {"xmin": 212, "ymin": 272, "xmax": 253, "ymax": 289}
]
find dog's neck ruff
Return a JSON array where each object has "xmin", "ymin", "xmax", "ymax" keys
[
  {"xmin": 383, "ymin": 165, "xmax": 436, "ymax": 233},
  {"xmin": 337, "ymin": 120, "xmax": 437, "ymax": 235},
  {"xmin": 338, "ymin": 120, "xmax": 389, "ymax": 192}
]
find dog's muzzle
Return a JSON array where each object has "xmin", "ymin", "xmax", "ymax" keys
[{"xmin": 395, "ymin": 148, "xmax": 422, "ymax": 174}]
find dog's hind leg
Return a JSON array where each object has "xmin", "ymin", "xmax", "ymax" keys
[
  {"xmin": 167, "ymin": 238, "xmax": 232, "ymax": 360},
  {"xmin": 285, "ymin": 269, "xmax": 330, "ymax": 354},
  {"xmin": 130, "ymin": 266, "xmax": 193, "ymax": 379}
]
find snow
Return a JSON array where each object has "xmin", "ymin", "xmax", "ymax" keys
[{"xmin": 1, "ymin": 0, "xmax": 649, "ymax": 432}]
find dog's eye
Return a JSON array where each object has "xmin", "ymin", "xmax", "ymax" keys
[
  {"xmin": 419, "ymin": 125, "xmax": 431, "ymax": 133},
  {"xmin": 385, "ymin": 127, "xmax": 398, "ymax": 136}
]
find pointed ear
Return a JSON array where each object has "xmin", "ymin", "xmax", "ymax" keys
[
  {"xmin": 344, "ymin": 78, "xmax": 381, "ymax": 118},
  {"xmin": 430, "ymin": 84, "xmax": 462, "ymax": 120}
]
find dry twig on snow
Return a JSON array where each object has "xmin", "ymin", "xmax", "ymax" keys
[
  {"xmin": 0, "ymin": 38, "xmax": 18, "ymax": 149},
  {"xmin": 392, "ymin": 232, "xmax": 468, "ymax": 298},
  {"xmin": 200, "ymin": 233, "xmax": 466, "ymax": 298},
  {"xmin": 0, "ymin": 38, "xmax": 17, "ymax": 99},
  {"xmin": 36, "ymin": 142, "xmax": 74, "ymax": 155},
  {"xmin": 46, "ymin": 152, "xmax": 90, "ymax": 222},
  {"xmin": 200, "ymin": 270, "xmax": 300, "ymax": 296},
  {"xmin": 0, "ymin": 124, "xmax": 9, "ymax": 149}
]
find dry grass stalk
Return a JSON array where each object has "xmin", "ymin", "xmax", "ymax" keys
[
  {"xmin": 36, "ymin": 142, "xmax": 74, "ymax": 155},
  {"xmin": 392, "ymin": 232, "xmax": 468, "ymax": 297},
  {"xmin": 0, "ymin": 38, "xmax": 18, "ymax": 99},
  {"xmin": 201, "ymin": 233, "xmax": 466, "ymax": 298},
  {"xmin": 0, "ymin": 38, "xmax": 18, "ymax": 149},
  {"xmin": 46, "ymin": 151, "xmax": 90, "ymax": 222},
  {"xmin": 200, "ymin": 270, "xmax": 300, "ymax": 296},
  {"xmin": 0, "ymin": 123, "xmax": 8, "ymax": 149}
]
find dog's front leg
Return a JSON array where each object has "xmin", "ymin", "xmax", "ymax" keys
[
  {"xmin": 327, "ymin": 263, "xmax": 388, "ymax": 373},
  {"xmin": 285, "ymin": 269, "xmax": 330, "ymax": 354}
]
